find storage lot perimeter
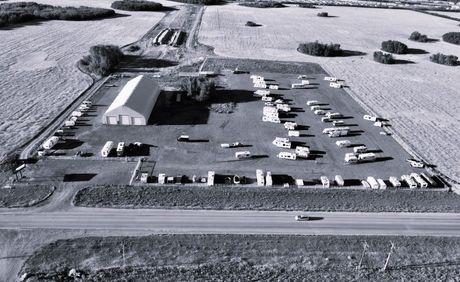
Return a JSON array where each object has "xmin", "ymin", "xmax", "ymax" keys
[{"xmin": 36, "ymin": 59, "xmax": 422, "ymax": 184}]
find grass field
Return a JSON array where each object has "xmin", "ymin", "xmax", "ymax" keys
[
  {"xmin": 0, "ymin": 185, "xmax": 54, "ymax": 208},
  {"xmin": 20, "ymin": 234, "xmax": 460, "ymax": 281},
  {"xmin": 198, "ymin": 4, "xmax": 460, "ymax": 182},
  {"xmin": 73, "ymin": 185, "xmax": 460, "ymax": 212},
  {"xmin": 0, "ymin": 0, "xmax": 177, "ymax": 162}
]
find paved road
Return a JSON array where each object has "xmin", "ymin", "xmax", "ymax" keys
[{"xmin": 1, "ymin": 208, "xmax": 459, "ymax": 236}]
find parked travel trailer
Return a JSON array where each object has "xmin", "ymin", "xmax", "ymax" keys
[
  {"xmin": 220, "ymin": 142, "xmax": 242, "ymax": 148},
  {"xmin": 263, "ymin": 106, "xmax": 278, "ymax": 114},
  {"xmin": 71, "ymin": 111, "xmax": 83, "ymax": 117},
  {"xmin": 361, "ymin": 180, "xmax": 371, "ymax": 189},
  {"xmin": 320, "ymin": 176, "xmax": 330, "ymax": 188},
  {"xmin": 116, "ymin": 142, "xmax": 125, "ymax": 157},
  {"xmin": 291, "ymin": 83, "xmax": 307, "ymax": 89},
  {"xmin": 261, "ymin": 96, "xmax": 274, "ymax": 102},
  {"xmin": 207, "ymin": 171, "xmax": 215, "ymax": 186},
  {"xmin": 295, "ymin": 146, "xmax": 310, "ymax": 158},
  {"xmin": 353, "ymin": 146, "xmax": 367, "ymax": 154},
  {"xmin": 265, "ymin": 171, "xmax": 273, "ymax": 187},
  {"xmin": 329, "ymin": 130, "xmax": 348, "ymax": 138},
  {"xmin": 363, "ymin": 114, "xmax": 378, "ymax": 122},
  {"xmin": 276, "ymin": 104, "xmax": 290, "ymax": 112},
  {"xmin": 288, "ymin": 130, "xmax": 300, "ymax": 137},
  {"xmin": 402, "ymin": 175, "xmax": 417, "ymax": 189},
  {"xmin": 100, "ymin": 141, "xmax": 114, "ymax": 157},
  {"xmin": 254, "ymin": 89, "xmax": 270, "ymax": 96},
  {"xmin": 269, "ymin": 84, "xmax": 279, "ymax": 90},
  {"xmin": 301, "ymin": 80, "xmax": 310, "ymax": 85},
  {"xmin": 140, "ymin": 173, "xmax": 149, "ymax": 183},
  {"xmin": 284, "ymin": 122, "xmax": 297, "ymax": 130},
  {"xmin": 254, "ymin": 83, "xmax": 267, "ymax": 88},
  {"xmin": 335, "ymin": 175, "xmax": 345, "ymax": 187},
  {"xmin": 321, "ymin": 117, "xmax": 332, "ymax": 123},
  {"xmin": 278, "ymin": 152, "xmax": 297, "ymax": 160},
  {"xmin": 335, "ymin": 140, "xmax": 351, "ymax": 148},
  {"xmin": 421, "ymin": 172, "xmax": 436, "ymax": 187},
  {"xmin": 273, "ymin": 137, "xmax": 291, "ymax": 148},
  {"xmin": 410, "ymin": 173, "xmax": 428, "ymax": 188},
  {"xmin": 158, "ymin": 173, "xmax": 166, "ymax": 184},
  {"xmin": 42, "ymin": 136, "xmax": 59, "ymax": 150},
  {"xmin": 315, "ymin": 110, "xmax": 326, "ymax": 116},
  {"xmin": 262, "ymin": 115, "xmax": 281, "ymax": 123},
  {"xmin": 295, "ymin": 179, "xmax": 304, "ymax": 187},
  {"xmin": 324, "ymin": 76, "xmax": 338, "ymax": 82},
  {"xmin": 367, "ymin": 177, "xmax": 379, "ymax": 189},
  {"xmin": 82, "ymin": 100, "xmax": 92, "ymax": 106},
  {"xmin": 377, "ymin": 179, "xmax": 387, "ymax": 189},
  {"xmin": 256, "ymin": 169, "xmax": 265, "ymax": 186},
  {"xmin": 69, "ymin": 116, "xmax": 78, "ymax": 122},
  {"xmin": 235, "ymin": 151, "xmax": 251, "ymax": 159},
  {"xmin": 298, "ymin": 75, "xmax": 308, "ymax": 79},
  {"xmin": 310, "ymin": 105, "xmax": 321, "ymax": 111},
  {"xmin": 357, "ymin": 153, "xmax": 376, "ymax": 162},
  {"xmin": 307, "ymin": 100, "xmax": 319, "ymax": 106},
  {"xmin": 407, "ymin": 159, "xmax": 425, "ymax": 168},
  {"xmin": 274, "ymin": 99, "xmax": 284, "ymax": 104},
  {"xmin": 345, "ymin": 153, "xmax": 358, "ymax": 163},
  {"xmin": 329, "ymin": 82, "xmax": 342, "ymax": 88},
  {"xmin": 326, "ymin": 112, "xmax": 343, "ymax": 119},
  {"xmin": 64, "ymin": 120, "xmax": 75, "ymax": 127},
  {"xmin": 332, "ymin": 120, "xmax": 345, "ymax": 126},
  {"xmin": 389, "ymin": 176, "xmax": 401, "ymax": 188}
]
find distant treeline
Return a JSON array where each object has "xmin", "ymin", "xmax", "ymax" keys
[
  {"xmin": 169, "ymin": 0, "xmax": 224, "ymax": 5},
  {"xmin": 239, "ymin": 1, "xmax": 286, "ymax": 8},
  {"xmin": 111, "ymin": 0, "xmax": 166, "ymax": 11},
  {"xmin": 0, "ymin": 2, "xmax": 115, "ymax": 27}
]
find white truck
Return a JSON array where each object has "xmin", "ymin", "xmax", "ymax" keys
[
  {"xmin": 256, "ymin": 169, "xmax": 265, "ymax": 186},
  {"xmin": 324, "ymin": 76, "xmax": 338, "ymax": 82},
  {"xmin": 335, "ymin": 175, "xmax": 345, "ymax": 187},
  {"xmin": 320, "ymin": 176, "xmax": 330, "ymax": 188},
  {"xmin": 100, "ymin": 141, "xmax": 114, "ymax": 157},
  {"xmin": 278, "ymin": 152, "xmax": 297, "ymax": 160},
  {"xmin": 353, "ymin": 145, "xmax": 367, "ymax": 154},
  {"xmin": 335, "ymin": 140, "xmax": 351, "ymax": 147},
  {"xmin": 389, "ymin": 176, "xmax": 401, "ymax": 188},
  {"xmin": 235, "ymin": 151, "xmax": 251, "ymax": 159},
  {"xmin": 367, "ymin": 176, "xmax": 379, "ymax": 189},
  {"xmin": 329, "ymin": 82, "xmax": 342, "ymax": 88}
]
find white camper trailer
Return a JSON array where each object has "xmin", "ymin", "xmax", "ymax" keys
[
  {"xmin": 295, "ymin": 146, "xmax": 310, "ymax": 158},
  {"xmin": 100, "ymin": 141, "xmax": 114, "ymax": 157},
  {"xmin": 329, "ymin": 82, "xmax": 342, "ymax": 88},
  {"xmin": 273, "ymin": 137, "xmax": 291, "ymax": 148},
  {"xmin": 42, "ymin": 136, "xmax": 59, "ymax": 150},
  {"xmin": 324, "ymin": 76, "xmax": 338, "ymax": 82},
  {"xmin": 306, "ymin": 100, "xmax": 319, "ymax": 106},
  {"xmin": 291, "ymin": 83, "xmax": 307, "ymax": 89},
  {"xmin": 235, "ymin": 151, "xmax": 251, "ymax": 159},
  {"xmin": 116, "ymin": 142, "xmax": 125, "ymax": 157},
  {"xmin": 335, "ymin": 175, "xmax": 345, "ymax": 187},
  {"xmin": 367, "ymin": 177, "xmax": 379, "ymax": 189},
  {"xmin": 335, "ymin": 140, "xmax": 351, "ymax": 148},
  {"xmin": 377, "ymin": 179, "xmax": 387, "ymax": 189},
  {"xmin": 288, "ymin": 130, "xmax": 300, "ymax": 137},
  {"xmin": 256, "ymin": 169, "xmax": 265, "ymax": 186},
  {"xmin": 207, "ymin": 171, "xmax": 215, "ymax": 186},
  {"xmin": 410, "ymin": 173, "xmax": 428, "ymax": 188},
  {"xmin": 284, "ymin": 122, "xmax": 297, "ymax": 130},
  {"xmin": 278, "ymin": 152, "xmax": 297, "ymax": 160},
  {"xmin": 389, "ymin": 176, "xmax": 401, "ymax": 188},
  {"xmin": 265, "ymin": 171, "xmax": 273, "ymax": 187},
  {"xmin": 320, "ymin": 176, "xmax": 330, "ymax": 188}
]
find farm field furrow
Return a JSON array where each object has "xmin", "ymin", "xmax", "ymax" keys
[
  {"xmin": 198, "ymin": 4, "xmax": 460, "ymax": 181},
  {"xmin": 0, "ymin": 0, "xmax": 174, "ymax": 161}
]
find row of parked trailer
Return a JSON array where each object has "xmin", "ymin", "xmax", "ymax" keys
[
  {"xmin": 153, "ymin": 28, "xmax": 185, "ymax": 46},
  {"xmin": 40, "ymin": 100, "xmax": 92, "ymax": 153},
  {"xmin": 361, "ymin": 172, "xmax": 436, "ymax": 189}
]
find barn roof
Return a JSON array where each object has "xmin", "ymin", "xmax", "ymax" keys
[{"xmin": 105, "ymin": 75, "xmax": 159, "ymax": 117}]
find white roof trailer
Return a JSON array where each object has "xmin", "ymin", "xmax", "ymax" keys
[
  {"xmin": 320, "ymin": 176, "xmax": 330, "ymax": 188},
  {"xmin": 401, "ymin": 175, "xmax": 417, "ymax": 189},
  {"xmin": 410, "ymin": 173, "xmax": 428, "ymax": 188},
  {"xmin": 42, "ymin": 136, "xmax": 59, "ymax": 150},
  {"xmin": 335, "ymin": 175, "xmax": 344, "ymax": 187},
  {"xmin": 295, "ymin": 146, "xmax": 310, "ymax": 158},
  {"xmin": 420, "ymin": 173, "xmax": 436, "ymax": 187},
  {"xmin": 101, "ymin": 141, "xmax": 114, "ymax": 157},
  {"xmin": 284, "ymin": 122, "xmax": 297, "ymax": 130},
  {"xmin": 329, "ymin": 82, "xmax": 342, "ymax": 89},
  {"xmin": 389, "ymin": 176, "xmax": 401, "ymax": 188},
  {"xmin": 377, "ymin": 179, "xmax": 387, "ymax": 189},
  {"xmin": 256, "ymin": 169, "xmax": 265, "ymax": 186},
  {"xmin": 291, "ymin": 83, "xmax": 307, "ymax": 89},
  {"xmin": 307, "ymin": 100, "xmax": 319, "ymax": 106},
  {"xmin": 278, "ymin": 152, "xmax": 297, "ymax": 160},
  {"xmin": 367, "ymin": 176, "xmax": 379, "ymax": 189},
  {"xmin": 324, "ymin": 76, "xmax": 338, "ymax": 82},
  {"xmin": 207, "ymin": 171, "xmax": 215, "ymax": 186},
  {"xmin": 117, "ymin": 142, "xmax": 125, "ymax": 157}
]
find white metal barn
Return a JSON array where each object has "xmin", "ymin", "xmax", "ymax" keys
[{"xmin": 103, "ymin": 75, "xmax": 160, "ymax": 125}]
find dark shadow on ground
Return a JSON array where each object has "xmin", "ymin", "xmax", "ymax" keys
[
  {"xmin": 63, "ymin": 173, "xmax": 96, "ymax": 182},
  {"xmin": 272, "ymin": 174, "xmax": 294, "ymax": 185},
  {"xmin": 393, "ymin": 59, "xmax": 416, "ymax": 65},
  {"xmin": 121, "ymin": 55, "xmax": 178, "ymax": 68},
  {"xmin": 53, "ymin": 139, "xmax": 83, "ymax": 150},
  {"xmin": 407, "ymin": 48, "xmax": 429, "ymax": 55},
  {"xmin": 337, "ymin": 50, "xmax": 367, "ymax": 57}
]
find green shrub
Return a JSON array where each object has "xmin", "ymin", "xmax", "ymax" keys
[
  {"xmin": 80, "ymin": 45, "xmax": 124, "ymax": 76},
  {"xmin": 442, "ymin": 32, "xmax": 460, "ymax": 45},
  {"xmin": 0, "ymin": 2, "xmax": 115, "ymax": 27},
  {"xmin": 373, "ymin": 51, "xmax": 394, "ymax": 64},
  {"xmin": 111, "ymin": 0, "xmax": 165, "ymax": 11},
  {"xmin": 298, "ymin": 41, "xmax": 342, "ymax": 57},
  {"xmin": 381, "ymin": 40, "xmax": 408, "ymax": 54},
  {"xmin": 409, "ymin": 31, "xmax": 429, "ymax": 42},
  {"xmin": 429, "ymin": 53, "xmax": 459, "ymax": 66}
]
